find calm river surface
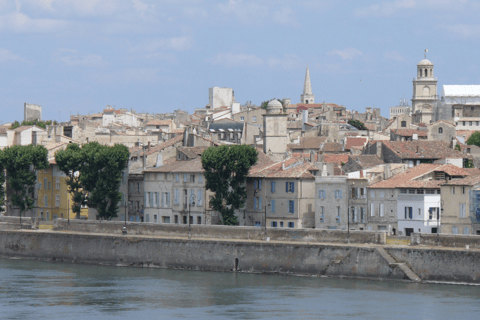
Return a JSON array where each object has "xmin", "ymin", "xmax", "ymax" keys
[{"xmin": 0, "ymin": 258, "xmax": 479, "ymax": 320}]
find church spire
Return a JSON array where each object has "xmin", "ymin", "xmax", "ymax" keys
[
  {"xmin": 300, "ymin": 65, "xmax": 315, "ymax": 104},
  {"xmin": 303, "ymin": 65, "xmax": 312, "ymax": 95}
]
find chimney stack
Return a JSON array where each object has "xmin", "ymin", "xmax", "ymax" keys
[
  {"xmin": 384, "ymin": 163, "xmax": 391, "ymax": 180},
  {"xmin": 310, "ymin": 152, "xmax": 315, "ymax": 163}
]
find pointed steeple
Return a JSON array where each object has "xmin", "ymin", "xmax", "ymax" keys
[
  {"xmin": 303, "ymin": 66, "xmax": 312, "ymax": 95},
  {"xmin": 300, "ymin": 65, "xmax": 315, "ymax": 104}
]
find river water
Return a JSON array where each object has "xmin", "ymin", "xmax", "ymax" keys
[{"xmin": 0, "ymin": 258, "xmax": 479, "ymax": 320}]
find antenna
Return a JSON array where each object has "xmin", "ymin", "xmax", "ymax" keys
[{"xmin": 424, "ymin": 49, "xmax": 428, "ymax": 59}]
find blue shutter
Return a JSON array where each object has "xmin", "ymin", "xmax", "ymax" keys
[
  {"xmin": 259, "ymin": 180, "xmax": 262, "ymax": 190},
  {"xmin": 319, "ymin": 190, "xmax": 321, "ymax": 198},
  {"xmin": 259, "ymin": 197, "xmax": 262, "ymax": 209},
  {"xmin": 286, "ymin": 182, "xmax": 288, "ymax": 193},
  {"xmin": 254, "ymin": 197, "xmax": 257, "ymax": 210},
  {"xmin": 339, "ymin": 190, "xmax": 342, "ymax": 199},
  {"xmin": 271, "ymin": 182, "xmax": 275, "ymax": 193},
  {"xmin": 271, "ymin": 200, "xmax": 275, "ymax": 213},
  {"xmin": 254, "ymin": 180, "xmax": 257, "ymax": 189},
  {"xmin": 291, "ymin": 182, "xmax": 295, "ymax": 193}
]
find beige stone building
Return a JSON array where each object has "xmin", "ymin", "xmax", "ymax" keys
[
  {"xmin": 412, "ymin": 57, "xmax": 438, "ymax": 124},
  {"xmin": 263, "ymin": 99, "xmax": 288, "ymax": 162}
]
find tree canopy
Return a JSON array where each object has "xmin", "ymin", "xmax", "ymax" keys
[
  {"xmin": 466, "ymin": 132, "xmax": 480, "ymax": 147},
  {"xmin": 261, "ymin": 98, "xmax": 287, "ymax": 112},
  {"xmin": 10, "ymin": 119, "xmax": 56, "ymax": 130},
  {"xmin": 0, "ymin": 145, "xmax": 49, "ymax": 214},
  {"xmin": 348, "ymin": 119, "xmax": 367, "ymax": 130},
  {"xmin": 201, "ymin": 145, "xmax": 258, "ymax": 225},
  {"xmin": 55, "ymin": 142, "xmax": 130, "ymax": 220}
]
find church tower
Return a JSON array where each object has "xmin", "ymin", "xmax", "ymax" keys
[
  {"xmin": 263, "ymin": 99, "xmax": 288, "ymax": 161},
  {"xmin": 300, "ymin": 66, "xmax": 315, "ymax": 104},
  {"xmin": 411, "ymin": 52, "xmax": 438, "ymax": 124}
]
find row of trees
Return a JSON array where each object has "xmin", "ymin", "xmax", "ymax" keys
[
  {"xmin": 0, "ymin": 143, "xmax": 129, "ymax": 220},
  {"xmin": 10, "ymin": 119, "xmax": 56, "ymax": 130}
]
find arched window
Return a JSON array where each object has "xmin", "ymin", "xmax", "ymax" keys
[
  {"xmin": 438, "ymin": 127, "xmax": 443, "ymax": 134},
  {"xmin": 306, "ymin": 100, "xmax": 309, "ymax": 104},
  {"xmin": 401, "ymin": 121, "xmax": 406, "ymax": 127},
  {"xmin": 424, "ymin": 69, "xmax": 428, "ymax": 77},
  {"xmin": 423, "ymin": 86, "xmax": 430, "ymax": 96}
]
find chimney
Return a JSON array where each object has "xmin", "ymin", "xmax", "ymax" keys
[
  {"xmin": 147, "ymin": 141, "xmax": 151, "ymax": 151},
  {"xmin": 317, "ymin": 151, "xmax": 324, "ymax": 163},
  {"xmin": 416, "ymin": 145, "xmax": 419, "ymax": 153},
  {"xmin": 384, "ymin": 164, "xmax": 391, "ymax": 180},
  {"xmin": 360, "ymin": 170, "xmax": 364, "ymax": 178},
  {"xmin": 310, "ymin": 152, "xmax": 315, "ymax": 163},
  {"xmin": 376, "ymin": 141, "xmax": 382, "ymax": 159}
]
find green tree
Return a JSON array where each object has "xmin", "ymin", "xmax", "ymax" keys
[
  {"xmin": 10, "ymin": 119, "xmax": 54, "ymax": 130},
  {"xmin": 55, "ymin": 142, "xmax": 129, "ymax": 220},
  {"xmin": 0, "ymin": 145, "xmax": 48, "ymax": 217},
  {"xmin": 348, "ymin": 119, "xmax": 367, "ymax": 130},
  {"xmin": 55, "ymin": 143, "xmax": 86, "ymax": 219},
  {"xmin": 466, "ymin": 132, "xmax": 480, "ymax": 147},
  {"xmin": 455, "ymin": 143, "xmax": 461, "ymax": 151},
  {"xmin": 0, "ymin": 162, "xmax": 5, "ymax": 213},
  {"xmin": 260, "ymin": 98, "xmax": 287, "ymax": 113},
  {"xmin": 201, "ymin": 145, "xmax": 258, "ymax": 225}
]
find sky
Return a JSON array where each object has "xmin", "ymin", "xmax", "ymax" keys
[{"xmin": 1, "ymin": 0, "xmax": 479, "ymax": 124}]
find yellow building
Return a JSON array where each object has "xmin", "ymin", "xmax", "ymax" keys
[{"xmin": 36, "ymin": 160, "xmax": 88, "ymax": 221}]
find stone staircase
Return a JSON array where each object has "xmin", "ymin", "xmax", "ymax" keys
[{"xmin": 376, "ymin": 247, "xmax": 421, "ymax": 282}]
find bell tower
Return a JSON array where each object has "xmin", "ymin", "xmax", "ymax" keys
[
  {"xmin": 411, "ymin": 50, "xmax": 438, "ymax": 124},
  {"xmin": 300, "ymin": 66, "xmax": 315, "ymax": 104}
]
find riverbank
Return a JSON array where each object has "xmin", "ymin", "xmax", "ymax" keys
[{"xmin": 0, "ymin": 229, "xmax": 478, "ymax": 284}]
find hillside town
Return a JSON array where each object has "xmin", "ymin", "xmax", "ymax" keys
[{"xmin": 2, "ymin": 56, "xmax": 480, "ymax": 237}]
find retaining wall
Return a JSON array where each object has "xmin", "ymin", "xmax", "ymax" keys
[
  {"xmin": 411, "ymin": 233, "xmax": 480, "ymax": 249},
  {"xmin": 53, "ymin": 219, "xmax": 386, "ymax": 245},
  {"xmin": 0, "ymin": 230, "xmax": 479, "ymax": 284}
]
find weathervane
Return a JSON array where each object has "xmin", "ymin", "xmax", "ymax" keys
[{"xmin": 424, "ymin": 49, "xmax": 428, "ymax": 59}]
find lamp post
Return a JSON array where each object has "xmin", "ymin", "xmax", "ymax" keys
[
  {"xmin": 347, "ymin": 207, "xmax": 350, "ymax": 244},
  {"xmin": 188, "ymin": 194, "xmax": 196, "ymax": 239}
]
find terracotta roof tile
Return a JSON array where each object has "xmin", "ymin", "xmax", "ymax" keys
[
  {"xmin": 380, "ymin": 141, "xmax": 464, "ymax": 159},
  {"xmin": 348, "ymin": 155, "xmax": 384, "ymax": 168},
  {"xmin": 391, "ymin": 129, "xmax": 428, "ymax": 137},
  {"xmin": 344, "ymin": 137, "xmax": 368, "ymax": 150},
  {"xmin": 144, "ymin": 157, "xmax": 204, "ymax": 173},
  {"xmin": 288, "ymin": 137, "xmax": 328, "ymax": 150},
  {"xmin": 248, "ymin": 159, "xmax": 317, "ymax": 179}
]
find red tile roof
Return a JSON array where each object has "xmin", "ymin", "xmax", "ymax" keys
[
  {"xmin": 144, "ymin": 157, "xmax": 204, "ymax": 173},
  {"xmin": 369, "ymin": 164, "xmax": 469, "ymax": 189},
  {"xmin": 248, "ymin": 159, "xmax": 317, "ymax": 179},
  {"xmin": 391, "ymin": 129, "xmax": 428, "ymax": 137},
  {"xmin": 146, "ymin": 120, "xmax": 173, "ymax": 126},
  {"xmin": 344, "ymin": 137, "xmax": 368, "ymax": 150},
  {"xmin": 288, "ymin": 137, "xmax": 328, "ymax": 150},
  {"xmin": 380, "ymin": 141, "xmax": 465, "ymax": 159}
]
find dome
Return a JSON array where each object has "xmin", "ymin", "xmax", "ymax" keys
[
  {"xmin": 266, "ymin": 99, "xmax": 282, "ymax": 114},
  {"xmin": 418, "ymin": 59, "xmax": 433, "ymax": 66}
]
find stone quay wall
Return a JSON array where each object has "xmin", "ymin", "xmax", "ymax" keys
[
  {"xmin": 0, "ymin": 230, "xmax": 479, "ymax": 284},
  {"xmin": 52, "ymin": 219, "xmax": 386, "ymax": 245}
]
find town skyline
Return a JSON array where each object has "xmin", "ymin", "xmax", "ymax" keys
[{"xmin": 1, "ymin": 0, "xmax": 480, "ymax": 123}]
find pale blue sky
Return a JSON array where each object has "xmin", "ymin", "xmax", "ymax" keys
[{"xmin": 0, "ymin": 0, "xmax": 479, "ymax": 123}]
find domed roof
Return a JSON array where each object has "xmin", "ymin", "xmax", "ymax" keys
[
  {"xmin": 418, "ymin": 59, "xmax": 433, "ymax": 66},
  {"xmin": 267, "ymin": 99, "xmax": 282, "ymax": 109}
]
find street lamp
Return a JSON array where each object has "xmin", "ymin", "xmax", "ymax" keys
[
  {"xmin": 347, "ymin": 207, "xmax": 350, "ymax": 244},
  {"xmin": 264, "ymin": 200, "xmax": 270, "ymax": 240},
  {"xmin": 188, "ymin": 194, "xmax": 196, "ymax": 239}
]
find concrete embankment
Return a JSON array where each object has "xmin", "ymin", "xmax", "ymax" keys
[{"xmin": 0, "ymin": 229, "xmax": 479, "ymax": 284}]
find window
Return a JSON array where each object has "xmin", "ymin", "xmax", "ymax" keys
[
  {"xmin": 254, "ymin": 179, "xmax": 262, "ymax": 190},
  {"xmin": 189, "ymin": 175, "xmax": 195, "ymax": 183},
  {"xmin": 438, "ymin": 127, "xmax": 443, "ymax": 134},
  {"xmin": 336, "ymin": 206, "xmax": 341, "ymax": 223},
  {"xmin": 380, "ymin": 203, "xmax": 384, "ymax": 217},
  {"xmin": 174, "ymin": 215, "xmax": 179, "ymax": 223},
  {"xmin": 288, "ymin": 222, "xmax": 294, "ymax": 228},
  {"xmin": 175, "ymin": 174, "xmax": 179, "ymax": 182},
  {"xmin": 360, "ymin": 188, "xmax": 366, "ymax": 198},
  {"xmin": 418, "ymin": 208, "xmax": 422, "ymax": 216},
  {"xmin": 460, "ymin": 203, "xmax": 466, "ymax": 218},
  {"xmin": 240, "ymin": 116, "xmax": 245, "ymax": 121},
  {"xmin": 288, "ymin": 200, "xmax": 295, "ymax": 214},
  {"xmin": 462, "ymin": 187, "xmax": 465, "ymax": 194},
  {"xmin": 335, "ymin": 190, "xmax": 342, "ymax": 199},
  {"xmin": 48, "ymin": 182, "xmax": 51, "ymax": 190},
  {"xmin": 174, "ymin": 189, "xmax": 179, "ymax": 205},
  {"xmin": 44, "ymin": 195, "xmax": 48, "ymax": 207},
  {"xmin": 56, "ymin": 178, "xmax": 60, "ymax": 190},
  {"xmin": 271, "ymin": 181, "xmax": 276, "ymax": 193},
  {"xmin": 370, "ymin": 203, "xmax": 375, "ymax": 216},
  {"xmin": 197, "ymin": 216, "xmax": 201, "ymax": 224},
  {"xmin": 408, "ymin": 189, "xmax": 416, "ymax": 194},
  {"xmin": 400, "ymin": 189, "xmax": 407, "ymax": 194},
  {"xmin": 286, "ymin": 182, "xmax": 295, "ymax": 193},
  {"xmin": 463, "ymin": 121, "xmax": 466, "ymax": 126},
  {"xmin": 155, "ymin": 192, "xmax": 159, "ymax": 207},
  {"xmin": 271, "ymin": 200, "xmax": 276, "ymax": 213},
  {"xmin": 318, "ymin": 190, "xmax": 326, "ymax": 199},
  {"xmin": 199, "ymin": 175, "xmax": 203, "ymax": 183},
  {"xmin": 252, "ymin": 116, "xmax": 257, "ymax": 122},
  {"xmin": 162, "ymin": 216, "xmax": 170, "ymax": 223},
  {"xmin": 416, "ymin": 189, "xmax": 424, "ymax": 194},
  {"xmin": 184, "ymin": 174, "xmax": 187, "ymax": 183},
  {"xmin": 351, "ymin": 188, "xmax": 356, "ymax": 199},
  {"xmin": 55, "ymin": 194, "xmax": 60, "ymax": 207},
  {"xmin": 470, "ymin": 121, "xmax": 473, "ymax": 126},
  {"xmin": 154, "ymin": 215, "xmax": 158, "ymax": 223},
  {"xmin": 464, "ymin": 227, "xmax": 470, "ymax": 235},
  {"xmin": 320, "ymin": 206, "xmax": 325, "ymax": 222},
  {"xmin": 197, "ymin": 190, "xmax": 202, "ymax": 206},
  {"xmin": 271, "ymin": 221, "xmax": 277, "ymax": 227},
  {"xmin": 371, "ymin": 190, "xmax": 375, "ymax": 198},
  {"xmin": 360, "ymin": 207, "xmax": 365, "ymax": 223},
  {"xmin": 280, "ymin": 221, "xmax": 284, "ymax": 227},
  {"xmin": 44, "ymin": 178, "xmax": 47, "ymax": 190},
  {"xmin": 451, "ymin": 186, "xmax": 455, "ymax": 194},
  {"xmin": 254, "ymin": 197, "xmax": 258, "ymax": 210},
  {"xmin": 452, "ymin": 226, "xmax": 459, "ymax": 234},
  {"xmin": 405, "ymin": 207, "xmax": 413, "ymax": 219},
  {"xmin": 401, "ymin": 121, "xmax": 406, "ymax": 127}
]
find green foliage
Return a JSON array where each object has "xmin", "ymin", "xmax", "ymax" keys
[
  {"xmin": 0, "ymin": 162, "xmax": 5, "ymax": 212},
  {"xmin": 466, "ymin": 132, "xmax": 480, "ymax": 147},
  {"xmin": 455, "ymin": 143, "xmax": 461, "ymax": 151},
  {"xmin": 10, "ymin": 119, "xmax": 55, "ymax": 130},
  {"xmin": 464, "ymin": 159, "xmax": 474, "ymax": 168},
  {"xmin": 0, "ymin": 145, "xmax": 48, "ymax": 214},
  {"xmin": 347, "ymin": 119, "xmax": 367, "ymax": 130},
  {"xmin": 201, "ymin": 145, "xmax": 258, "ymax": 225},
  {"xmin": 55, "ymin": 142, "xmax": 130, "ymax": 220}
]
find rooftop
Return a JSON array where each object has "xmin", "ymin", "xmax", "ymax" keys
[{"xmin": 379, "ymin": 140, "xmax": 464, "ymax": 159}]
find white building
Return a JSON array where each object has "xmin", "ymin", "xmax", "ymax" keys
[
  {"xmin": 389, "ymin": 98, "xmax": 411, "ymax": 119},
  {"xmin": 209, "ymin": 87, "xmax": 235, "ymax": 110}
]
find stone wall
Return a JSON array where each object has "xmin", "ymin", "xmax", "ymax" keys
[
  {"xmin": 411, "ymin": 232, "xmax": 480, "ymax": 249},
  {"xmin": 1, "ymin": 229, "xmax": 480, "ymax": 284},
  {"xmin": 52, "ymin": 219, "xmax": 385, "ymax": 244},
  {"xmin": 24, "ymin": 103, "xmax": 42, "ymax": 121}
]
